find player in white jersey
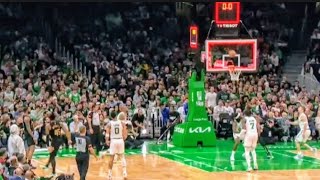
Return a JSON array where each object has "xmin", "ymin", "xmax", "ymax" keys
[
  {"xmin": 230, "ymin": 109, "xmax": 245, "ymax": 161},
  {"xmin": 287, "ymin": 106, "xmax": 317, "ymax": 160},
  {"xmin": 242, "ymin": 109, "xmax": 260, "ymax": 172},
  {"xmin": 106, "ymin": 111, "xmax": 128, "ymax": 179}
]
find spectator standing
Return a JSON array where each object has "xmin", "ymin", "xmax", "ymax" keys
[
  {"xmin": 7, "ymin": 124, "xmax": 25, "ymax": 157},
  {"xmin": 206, "ymin": 87, "xmax": 217, "ymax": 108},
  {"xmin": 213, "ymin": 100, "xmax": 226, "ymax": 121},
  {"xmin": 270, "ymin": 51, "xmax": 280, "ymax": 74},
  {"xmin": 69, "ymin": 115, "xmax": 83, "ymax": 145}
]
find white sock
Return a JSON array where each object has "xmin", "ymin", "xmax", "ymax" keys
[
  {"xmin": 108, "ymin": 169, "xmax": 112, "ymax": 175},
  {"xmin": 251, "ymin": 149, "xmax": 257, "ymax": 166},
  {"xmin": 245, "ymin": 148, "xmax": 251, "ymax": 168},
  {"xmin": 231, "ymin": 151, "xmax": 235, "ymax": 155}
]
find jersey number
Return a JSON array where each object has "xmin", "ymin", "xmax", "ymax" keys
[
  {"xmin": 250, "ymin": 123, "xmax": 254, "ymax": 129},
  {"xmin": 115, "ymin": 127, "xmax": 119, "ymax": 134}
]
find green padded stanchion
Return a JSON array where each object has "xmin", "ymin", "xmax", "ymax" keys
[{"xmin": 173, "ymin": 70, "xmax": 216, "ymax": 147}]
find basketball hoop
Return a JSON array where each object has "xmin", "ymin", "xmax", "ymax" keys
[{"xmin": 228, "ymin": 65, "xmax": 241, "ymax": 81}]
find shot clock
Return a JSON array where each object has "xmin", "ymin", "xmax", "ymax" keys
[
  {"xmin": 215, "ymin": 2, "xmax": 240, "ymax": 24},
  {"xmin": 214, "ymin": 2, "xmax": 241, "ymax": 37}
]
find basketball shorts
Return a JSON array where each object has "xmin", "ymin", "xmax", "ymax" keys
[
  {"xmin": 233, "ymin": 129, "xmax": 246, "ymax": 140},
  {"xmin": 24, "ymin": 136, "xmax": 35, "ymax": 148},
  {"xmin": 244, "ymin": 133, "xmax": 258, "ymax": 148},
  {"xmin": 295, "ymin": 130, "xmax": 311, "ymax": 143},
  {"xmin": 110, "ymin": 139, "xmax": 125, "ymax": 155}
]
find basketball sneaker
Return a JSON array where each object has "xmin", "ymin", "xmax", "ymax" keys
[
  {"xmin": 108, "ymin": 172, "xmax": 112, "ymax": 180},
  {"xmin": 267, "ymin": 154, "xmax": 274, "ymax": 159},
  {"xmin": 312, "ymin": 147, "xmax": 317, "ymax": 153},
  {"xmin": 247, "ymin": 167, "xmax": 253, "ymax": 172},
  {"xmin": 41, "ymin": 164, "xmax": 49, "ymax": 170},
  {"xmin": 123, "ymin": 171, "xmax": 128, "ymax": 179},
  {"xmin": 253, "ymin": 164, "xmax": 258, "ymax": 170},
  {"xmin": 294, "ymin": 154, "xmax": 303, "ymax": 160}
]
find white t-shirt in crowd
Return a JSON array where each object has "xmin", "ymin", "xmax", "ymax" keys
[
  {"xmin": 92, "ymin": 112, "xmax": 100, "ymax": 126},
  {"xmin": 270, "ymin": 55, "xmax": 279, "ymax": 67},
  {"xmin": 206, "ymin": 91, "xmax": 217, "ymax": 108},
  {"xmin": 213, "ymin": 105, "xmax": 226, "ymax": 121},
  {"xmin": 225, "ymin": 106, "xmax": 234, "ymax": 116},
  {"xmin": 177, "ymin": 106, "xmax": 186, "ymax": 123}
]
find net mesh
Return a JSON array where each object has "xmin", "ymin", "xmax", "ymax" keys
[{"xmin": 228, "ymin": 65, "xmax": 241, "ymax": 81}]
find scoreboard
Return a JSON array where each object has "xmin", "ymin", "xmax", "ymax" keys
[{"xmin": 214, "ymin": 2, "xmax": 240, "ymax": 38}]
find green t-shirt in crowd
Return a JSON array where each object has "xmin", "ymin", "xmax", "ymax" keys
[
  {"xmin": 69, "ymin": 92, "xmax": 81, "ymax": 104},
  {"xmin": 174, "ymin": 97, "xmax": 181, "ymax": 103},
  {"xmin": 100, "ymin": 97, "xmax": 107, "ymax": 103},
  {"xmin": 160, "ymin": 97, "xmax": 168, "ymax": 104}
]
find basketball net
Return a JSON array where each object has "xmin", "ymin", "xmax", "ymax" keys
[{"xmin": 228, "ymin": 65, "xmax": 241, "ymax": 81}]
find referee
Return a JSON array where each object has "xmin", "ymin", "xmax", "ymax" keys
[{"xmin": 75, "ymin": 125, "xmax": 98, "ymax": 180}]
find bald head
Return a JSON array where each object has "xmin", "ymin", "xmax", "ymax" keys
[{"xmin": 117, "ymin": 112, "xmax": 126, "ymax": 121}]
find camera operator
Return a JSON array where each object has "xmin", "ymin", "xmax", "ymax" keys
[
  {"xmin": 159, "ymin": 106, "xmax": 180, "ymax": 142},
  {"xmin": 132, "ymin": 109, "xmax": 145, "ymax": 139},
  {"xmin": 260, "ymin": 119, "xmax": 277, "ymax": 159},
  {"xmin": 123, "ymin": 118, "xmax": 143, "ymax": 149}
]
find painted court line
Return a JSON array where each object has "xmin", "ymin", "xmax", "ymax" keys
[
  {"xmin": 157, "ymin": 149, "xmax": 268, "ymax": 155},
  {"xmin": 168, "ymin": 153, "xmax": 262, "ymax": 178},
  {"xmin": 165, "ymin": 153, "xmax": 224, "ymax": 172},
  {"xmin": 155, "ymin": 154, "xmax": 262, "ymax": 178},
  {"xmin": 32, "ymin": 159, "xmax": 65, "ymax": 174},
  {"xmin": 170, "ymin": 151, "xmax": 320, "ymax": 178},
  {"xmin": 272, "ymin": 151, "xmax": 320, "ymax": 165}
]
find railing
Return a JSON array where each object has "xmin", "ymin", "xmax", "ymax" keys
[
  {"xmin": 298, "ymin": 66, "xmax": 320, "ymax": 92},
  {"xmin": 142, "ymin": 107, "xmax": 162, "ymax": 138},
  {"xmin": 54, "ymin": 38, "xmax": 93, "ymax": 81}
]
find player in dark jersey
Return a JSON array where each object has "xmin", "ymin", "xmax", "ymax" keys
[
  {"xmin": 23, "ymin": 108, "xmax": 36, "ymax": 167},
  {"xmin": 75, "ymin": 125, "xmax": 98, "ymax": 180},
  {"xmin": 44, "ymin": 118, "xmax": 72, "ymax": 175}
]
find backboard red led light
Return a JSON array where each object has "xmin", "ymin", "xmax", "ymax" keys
[
  {"xmin": 190, "ymin": 26, "xmax": 198, "ymax": 49},
  {"xmin": 205, "ymin": 39, "xmax": 258, "ymax": 72}
]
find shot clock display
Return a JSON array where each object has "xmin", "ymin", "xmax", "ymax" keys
[
  {"xmin": 215, "ymin": 2, "xmax": 240, "ymax": 24},
  {"xmin": 214, "ymin": 2, "xmax": 241, "ymax": 38}
]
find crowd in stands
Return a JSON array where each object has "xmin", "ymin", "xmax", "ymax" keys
[
  {"xmin": 0, "ymin": 2, "xmax": 318, "ymax": 179},
  {"xmin": 306, "ymin": 28, "xmax": 320, "ymax": 73}
]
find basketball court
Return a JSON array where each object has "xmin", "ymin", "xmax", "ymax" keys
[
  {"xmin": 33, "ymin": 140, "xmax": 320, "ymax": 180},
  {"xmin": 33, "ymin": 2, "xmax": 319, "ymax": 180}
]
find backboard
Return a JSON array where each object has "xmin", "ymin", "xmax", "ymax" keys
[{"xmin": 205, "ymin": 39, "xmax": 258, "ymax": 72}]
